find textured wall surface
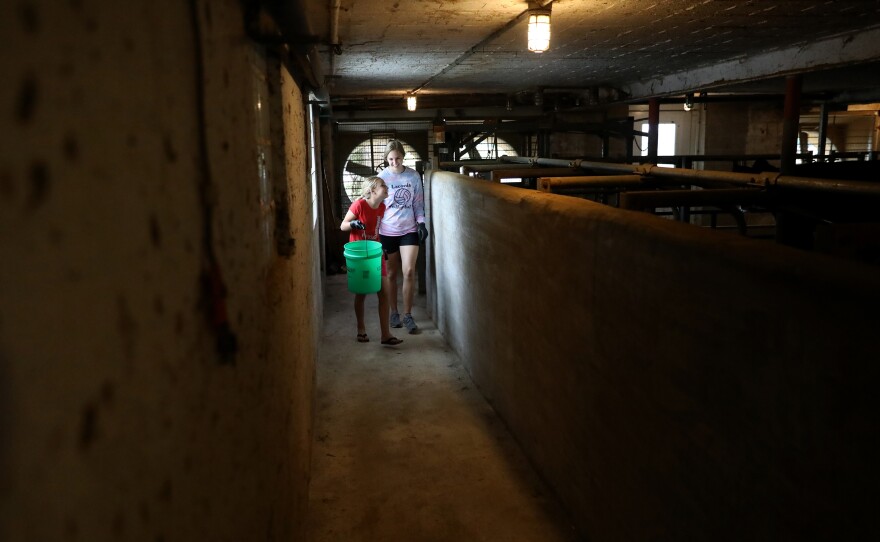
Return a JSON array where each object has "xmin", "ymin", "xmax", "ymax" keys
[
  {"xmin": 427, "ymin": 170, "xmax": 880, "ymax": 541},
  {"xmin": 0, "ymin": 1, "xmax": 318, "ymax": 539},
  {"xmin": 746, "ymin": 102, "xmax": 785, "ymax": 156},
  {"xmin": 703, "ymin": 102, "xmax": 750, "ymax": 171}
]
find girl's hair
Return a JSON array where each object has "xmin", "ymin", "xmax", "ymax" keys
[
  {"xmin": 360, "ymin": 176, "xmax": 384, "ymax": 199},
  {"xmin": 384, "ymin": 140, "xmax": 406, "ymax": 160}
]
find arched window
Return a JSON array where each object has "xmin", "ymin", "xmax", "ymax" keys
[{"xmin": 342, "ymin": 137, "xmax": 421, "ymax": 210}]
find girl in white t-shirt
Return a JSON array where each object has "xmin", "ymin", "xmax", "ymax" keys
[{"xmin": 378, "ymin": 140, "xmax": 429, "ymax": 335}]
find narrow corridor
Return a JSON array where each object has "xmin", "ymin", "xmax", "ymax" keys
[{"xmin": 307, "ymin": 275, "xmax": 579, "ymax": 541}]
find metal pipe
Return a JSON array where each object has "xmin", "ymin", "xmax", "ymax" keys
[
  {"xmin": 635, "ymin": 165, "xmax": 770, "ymax": 186},
  {"xmin": 772, "ymin": 175, "xmax": 880, "ymax": 195},
  {"xmin": 500, "ymin": 155, "xmax": 639, "ymax": 173},
  {"xmin": 628, "ymin": 153, "xmax": 807, "ymax": 163},
  {"xmin": 439, "ymin": 160, "xmax": 503, "ymax": 168},
  {"xmin": 330, "ymin": 0, "xmax": 342, "ymax": 49},
  {"xmin": 619, "ymin": 188, "xmax": 766, "ymax": 211},
  {"xmin": 490, "ymin": 168, "xmax": 580, "ymax": 182},
  {"xmin": 537, "ymin": 175, "xmax": 643, "ymax": 192},
  {"xmin": 454, "ymin": 163, "xmax": 533, "ymax": 172},
  {"xmin": 640, "ymin": 165, "xmax": 880, "ymax": 196},
  {"xmin": 329, "ymin": 0, "xmax": 342, "ymax": 82},
  {"xmin": 499, "ymin": 155, "xmax": 880, "ymax": 196}
]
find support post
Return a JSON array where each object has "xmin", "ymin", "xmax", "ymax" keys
[
  {"xmin": 648, "ymin": 98, "xmax": 660, "ymax": 164},
  {"xmin": 817, "ymin": 101, "xmax": 828, "ymax": 161},
  {"xmin": 781, "ymin": 75, "xmax": 802, "ymax": 175}
]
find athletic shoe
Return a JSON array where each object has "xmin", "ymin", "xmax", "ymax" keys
[{"xmin": 402, "ymin": 313, "xmax": 419, "ymax": 334}]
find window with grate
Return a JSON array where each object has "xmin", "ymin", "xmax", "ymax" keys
[
  {"xmin": 342, "ymin": 135, "xmax": 421, "ymax": 215},
  {"xmin": 457, "ymin": 134, "xmax": 518, "ymax": 160}
]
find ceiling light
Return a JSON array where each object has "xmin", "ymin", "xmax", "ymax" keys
[
  {"xmin": 527, "ymin": 5, "xmax": 551, "ymax": 53},
  {"xmin": 683, "ymin": 93, "xmax": 694, "ymax": 112},
  {"xmin": 406, "ymin": 94, "xmax": 417, "ymax": 111}
]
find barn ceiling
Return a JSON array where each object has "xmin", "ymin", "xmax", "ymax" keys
[{"xmin": 288, "ymin": 0, "xmax": 880, "ymax": 110}]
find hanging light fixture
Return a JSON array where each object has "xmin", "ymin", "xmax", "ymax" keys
[
  {"xmin": 527, "ymin": 3, "xmax": 551, "ymax": 53},
  {"xmin": 406, "ymin": 94, "xmax": 417, "ymax": 111},
  {"xmin": 683, "ymin": 93, "xmax": 694, "ymax": 112}
]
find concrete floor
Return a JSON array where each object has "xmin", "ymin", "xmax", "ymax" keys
[{"xmin": 307, "ymin": 274, "xmax": 581, "ymax": 541}]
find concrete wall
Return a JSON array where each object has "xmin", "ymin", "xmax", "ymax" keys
[
  {"xmin": 745, "ymin": 102, "xmax": 785, "ymax": 156},
  {"xmin": 702, "ymin": 101, "xmax": 785, "ymax": 171},
  {"xmin": 426, "ymin": 170, "xmax": 880, "ymax": 541},
  {"xmin": 703, "ymin": 102, "xmax": 750, "ymax": 171},
  {"xmin": 1, "ymin": 1, "xmax": 319, "ymax": 539}
]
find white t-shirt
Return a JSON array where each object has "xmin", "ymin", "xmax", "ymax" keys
[{"xmin": 377, "ymin": 166, "xmax": 425, "ymax": 236}]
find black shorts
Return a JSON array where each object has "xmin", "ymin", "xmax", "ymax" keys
[{"xmin": 380, "ymin": 232, "xmax": 419, "ymax": 254}]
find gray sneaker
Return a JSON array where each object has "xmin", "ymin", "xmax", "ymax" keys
[
  {"xmin": 402, "ymin": 313, "xmax": 419, "ymax": 334},
  {"xmin": 390, "ymin": 312, "xmax": 402, "ymax": 328}
]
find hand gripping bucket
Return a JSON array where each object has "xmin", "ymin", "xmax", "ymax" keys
[{"xmin": 343, "ymin": 240, "xmax": 383, "ymax": 294}]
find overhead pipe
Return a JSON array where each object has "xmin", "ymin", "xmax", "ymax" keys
[
  {"xmin": 440, "ymin": 160, "xmax": 506, "ymax": 169},
  {"xmin": 499, "ymin": 156, "xmax": 880, "ymax": 196},
  {"xmin": 490, "ymin": 168, "xmax": 581, "ymax": 182},
  {"xmin": 500, "ymin": 155, "xmax": 636, "ymax": 173},
  {"xmin": 329, "ymin": 0, "xmax": 342, "ymax": 86},
  {"xmin": 639, "ymin": 165, "xmax": 880, "ymax": 196},
  {"xmin": 629, "ymin": 153, "xmax": 816, "ymax": 165},
  {"xmin": 330, "ymin": 0, "xmax": 342, "ymax": 52},
  {"xmin": 459, "ymin": 163, "xmax": 533, "ymax": 173},
  {"xmin": 537, "ymin": 175, "xmax": 644, "ymax": 192},
  {"xmin": 619, "ymin": 188, "xmax": 766, "ymax": 211}
]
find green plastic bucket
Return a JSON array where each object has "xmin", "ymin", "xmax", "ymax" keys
[{"xmin": 343, "ymin": 240, "xmax": 383, "ymax": 294}]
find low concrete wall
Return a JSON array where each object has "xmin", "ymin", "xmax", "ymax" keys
[{"xmin": 426, "ymin": 170, "xmax": 880, "ymax": 540}]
